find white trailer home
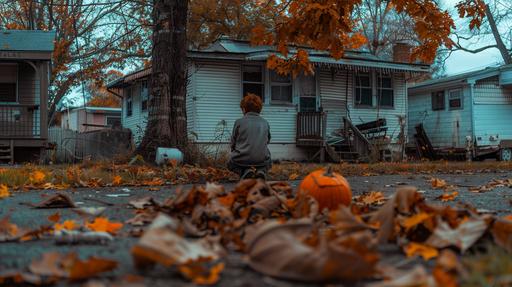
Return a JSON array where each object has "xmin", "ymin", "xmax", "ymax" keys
[
  {"xmin": 408, "ymin": 64, "xmax": 512, "ymax": 160},
  {"xmin": 108, "ymin": 39, "xmax": 428, "ymax": 162}
]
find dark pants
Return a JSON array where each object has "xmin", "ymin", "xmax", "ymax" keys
[{"xmin": 227, "ymin": 160, "xmax": 270, "ymax": 177}]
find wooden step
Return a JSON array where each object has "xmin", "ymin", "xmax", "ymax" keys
[{"xmin": 0, "ymin": 155, "xmax": 12, "ymax": 160}]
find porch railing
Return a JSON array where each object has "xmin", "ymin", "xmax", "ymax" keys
[
  {"xmin": 0, "ymin": 104, "xmax": 40, "ymax": 138},
  {"xmin": 343, "ymin": 117, "xmax": 371, "ymax": 160},
  {"xmin": 296, "ymin": 112, "xmax": 327, "ymax": 146}
]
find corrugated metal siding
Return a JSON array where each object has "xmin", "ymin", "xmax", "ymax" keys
[
  {"xmin": 473, "ymin": 76, "xmax": 512, "ymax": 104},
  {"xmin": 350, "ymin": 72, "xmax": 407, "ymax": 143},
  {"xmin": 318, "ymin": 68, "xmax": 348, "ymax": 136},
  {"xmin": 408, "ymin": 85, "xmax": 472, "ymax": 148},
  {"xmin": 473, "ymin": 76, "xmax": 512, "ymax": 146}
]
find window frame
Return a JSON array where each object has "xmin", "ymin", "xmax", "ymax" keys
[
  {"xmin": 354, "ymin": 72, "xmax": 373, "ymax": 107},
  {"xmin": 377, "ymin": 74, "xmax": 394, "ymax": 108},
  {"xmin": 269, "ymin": 70, "xmax": 293, "ymax": 105},
  {"xmin": 448, "ymin": 89, "xmax": 463, "ymax": 110},
  {"xmin": 0, "ymin": 63, "xmax": 18, "ymax": 104},
  {"xmin": 431, "ymin": 91, "xmax": 445, "ymax": 111},
  {"xmin": 126, "ymin": 87, "xmax": 133, "ymax": 117},
  {"xmin": 298, "ymin": 73, "xmax": 318, "ymax": 112},
  {"xmin": 106, "ymin": 115, "xmax": 121, "ymax": 127},
  {"xmin": 140, "ymin": 80, "xmax": 149, "ymax": 112},
  {"xmin": 242, "ymin": 64, "xmax": 265, "ymax": 101}
]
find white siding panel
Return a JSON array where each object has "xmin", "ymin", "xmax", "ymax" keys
[
  {"xmin": 193, "ymin": 60, "xmax": 297, "ymax": 144},
  {"xmin": 194, "ymin": 61, "xmax": 242, "ymax": 143},
  {"xmin": 319, "ymin": 68, "xmax": 348, "ymax": 136},
  {"xmin": 408, "ymin": 85, "xmax": 472, "ymax": 148},
  {"xmin": 121, "ymin": 83, "xmax": 147, "ymax": 145},
  {"xmin": 261, "ymin": 106, "xmax": 297, "ymax": 143}
]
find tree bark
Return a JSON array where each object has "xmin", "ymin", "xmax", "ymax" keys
[
  {"xmin": 485, "ymin": 4, "xmax": 512, "ymax": 65},
  {"xmin": 136, "ymin": 0, "xmax": 189, "ymax": 161}
]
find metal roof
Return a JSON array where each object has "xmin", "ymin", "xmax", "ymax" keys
[
  {"xmin": 0, "ymin": 30, "xmax": 56, "ymax": 52},
  {"xmin": 409, "ymin": 64, "xmax": 512, "ymax": 91},
  {"xmin": 108, "ymin": 38, "xmax": 430, "ymax": 89}
]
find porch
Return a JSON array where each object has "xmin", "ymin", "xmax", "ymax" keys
[
  {"xmin": 0, "ymin": 30, "xmax": 55, "ymax": 163},
  {"xmin": 296, "ymin": 112, "xmax": 388, "ymax": 162}
]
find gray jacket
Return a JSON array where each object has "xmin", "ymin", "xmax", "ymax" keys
[{"xmin": 230, "ymin": 112, "xmax": 271, "ymax": 166}]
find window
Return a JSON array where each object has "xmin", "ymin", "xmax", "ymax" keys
[
  {"xmin": 242, "ymin": 65, "xmax": 264, "ymax": 100},
  {"xmin": 377, "ymin": 74, "xmax": 394, "ymax": 108},
  {"xmin": 431, "ymin": 91, "xmax": 445, "ymax": 111},
  {"xmin": 141, "ymin": 80, "xmax": 148, "ymax": 111},
  {"xmin": 270, "ymin": 70, "xmax": 292, "ymax": 103},
  {"xmin": 126, "ymin": 88, "xmax": 133, "ymax": 117},
  {"xmin": 0, "ymin": 64, "xmax": 17, "ymax": 102},
  {"xmin": 298, "ymin": 74, "xmax": 317, "ymax": 112},
  {"xmin": 449, "ymin": 89, "xmax": 462, "ymax": 109},
  {"xmin": 355, "ymin": 73, "xmax": 372, "ymax": 106},
  {"xmin": 106, "ymin": 116, "xmax": 121, "ymax": 128}
]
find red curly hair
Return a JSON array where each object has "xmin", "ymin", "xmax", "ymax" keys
[{"xmin": 241, "ymin": 93, "xmax": 263, "ymax": 114}]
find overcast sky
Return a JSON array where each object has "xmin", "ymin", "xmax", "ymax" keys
[{"xmin": 442, "ymin": 0, "xmax": 505, "ymax": 75}]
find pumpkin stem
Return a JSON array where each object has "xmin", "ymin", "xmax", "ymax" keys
[{"xmin": 324, "ymin": 166, "xmax": 333, "ymax": 176}]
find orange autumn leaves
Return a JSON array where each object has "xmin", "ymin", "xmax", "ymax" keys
[{"xmin": 251, "ymin": 0, "xmax": 487, "ymax": 76}]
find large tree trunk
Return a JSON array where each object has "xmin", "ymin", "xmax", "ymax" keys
[
  {"xmin": 136, "ymin": 0, "xmax": 189, "ymax": 161},
  {"xmin": 485, "ymin": 4, "xmax": 512, "ymax": 65}
]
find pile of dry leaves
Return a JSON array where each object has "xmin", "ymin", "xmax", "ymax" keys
[
  {"xmin": 2, "ymin": 179, "xmax": 512, "ymax": 286},
  {"xmin": 125, "ymin": 179, "xmax": 512, "ymax": 285}
]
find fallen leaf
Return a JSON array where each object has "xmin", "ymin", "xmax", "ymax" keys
[
  {"xmin": 47, "ymin": 212, "xmax": 61, "ymax": 223},
  {"xmin": 432, "ymin": 249, "xmax": 462, "ymax": 287},
  {"xmin": 0, "ymin": 216, "xmax": 24, "ymax": 241},
  {"xmin": 0, "ymin": 184, "xmax": 10, "ymax": 198},
  {"xmin": 86, "ymin": 217, "xmax": 123, "ymax": 234},
  {"xmin": 355, "ymin": 191, "xmax": 387, "ymax": 205},
  {"xmin": 178, "ymin": 262, "xmax": 225, "ymax": 285},
  {"xmin": 426, "ymin": 217, "xmax": 488, "ymax": 252},
  {"xmin": 246, "ymin": 219, "xmax": 379, "ymax": 282},
  {"xmin": 68, "ymin": 256, "xmax": 118, "ymax": 280},
  {"xmin": 436, "ymin": 191, "xmax": 458, "ymax": 202},
  {"xmin": 112, "ymin": 175, "xmax": 122, "ymax": 186},
  {"xmin": 34, "ymin": 193, "xmax": 76, "ymax": 208},
  {"xmin": 29, "ymin": 170, "xmax": 46, "ymax": 184},
  {"xmin": 368, "ymin": 265, "xmax": 436, "ymax": 287},
  {"xmin": 55, "ymin": 220, "xmax": 80, "ymax": 231},
  {"xmin": 142, "ymin": 177, "xmax": 164, "ymax": 186},
  {"xmin": 369, "ymin": 186, "xmax": 423, "ymax": 243},
  {"xmin": 491, "ymin": 216, "xmax": 512, "ymax": 252},
  {"xmin": 29, "ymin": 252, "xmax": 117, "ymax": 281},
  {"xmin": 72, "ymin": 207, "xmax": 107, "ymax": 218},
  {"xmin": 129, "ymin": 196, "xmax": 158, "ymax": 209},
  {"xmin": 132, "ymin": 214, "xmax": 225, "ymax": 280},
  {"xmin": 329, "ymin": 205, "xmax": 373, "ymax": 234},
  {"xmin": 431, "ymin": 178, "xmax": 447, "ymax": 189},
  {"xmin": 400, "ymin": 212, "xmax": 433, "ymax": 230},
  {"xmin": 403, "ymin": 242, "xmax": 439, "ymax": 260},
  {"xmin": 288, "ymin": 173, "xmax": 300, "ymax": 180}
]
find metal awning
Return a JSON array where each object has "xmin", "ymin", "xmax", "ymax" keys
[{"xmin": 245, "ymin": 52, "xmax": 430, "ymax": 74}]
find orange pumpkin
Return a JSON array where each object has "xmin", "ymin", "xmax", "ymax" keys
[{"xmin": 298, "ymin": 167, "xmax": 352, "ymax": 210}]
